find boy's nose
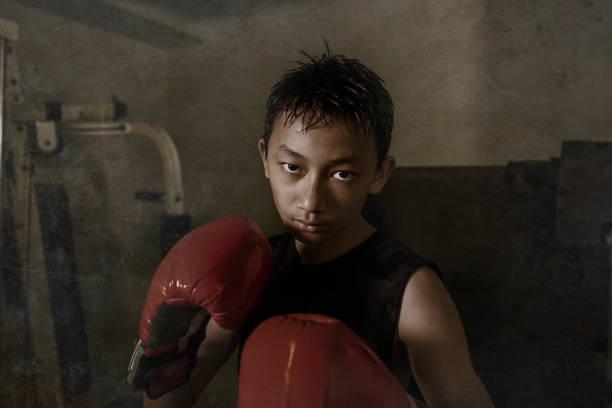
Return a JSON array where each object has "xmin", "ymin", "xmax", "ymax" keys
[{"xmin": 297, "ymin": 174, "xmax": 325, "ymax": 215}]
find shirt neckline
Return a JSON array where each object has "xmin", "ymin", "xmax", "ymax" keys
[{"xmin": 291, "ymin": 229, "xmax": 385, "ymax": 268}]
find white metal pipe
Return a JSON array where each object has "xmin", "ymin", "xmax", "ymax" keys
[
  {"xmin": 61, "ymin": 122, "xmax": 185, "ymax": 215},
  {"xmin": 60, "ymin": 122, "xmax": 124, "ymax": 132}
]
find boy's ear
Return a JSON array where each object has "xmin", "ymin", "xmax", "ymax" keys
[
  {"xmin": 368, "ymin": 156, "xmax": 396, "ymax": 195},
  {"xmin": 258, "ymin": 139, "xmax": 270, "ymax": 179}
]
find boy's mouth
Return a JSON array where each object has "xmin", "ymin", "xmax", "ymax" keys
[{"xmin": 292, "ymin": 219, "xmax": 328, "ymax": 233}]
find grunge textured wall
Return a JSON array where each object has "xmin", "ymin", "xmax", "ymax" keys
[{"xmin": 0, "ymin": 0, "xmax": 610, "ymax": 407}]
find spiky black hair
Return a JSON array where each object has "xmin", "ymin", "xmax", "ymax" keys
[{"xmin": 262, "ymin": 46, "xmax": 394, "ymax": 167}]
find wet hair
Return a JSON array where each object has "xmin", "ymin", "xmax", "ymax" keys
[{"xmin": 262, "ymin": 46, "xmax": 394, "ymax": 167}]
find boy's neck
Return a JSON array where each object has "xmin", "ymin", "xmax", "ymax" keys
[{"xmin": 294, "ymin": 217, "xmax": 377, "ymax": 265}]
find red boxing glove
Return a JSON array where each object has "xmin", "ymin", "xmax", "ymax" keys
[
  {"xmin": 127, "ymin": 215, "xmax": 272, "ymax": 399},
  {"xmin": 238, "ymin": 313, "xmax": 417, "ymax": 408}
]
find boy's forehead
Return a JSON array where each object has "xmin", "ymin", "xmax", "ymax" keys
[
  {"xmin": 270, "ymin": 113, "xmax": 370, "ymax": 144},
  {"xmin": 268, "ymin": 116, "xmax": 378, "ymax": 164}
]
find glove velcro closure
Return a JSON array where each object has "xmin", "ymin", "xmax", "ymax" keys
[
  {"xmin": 145, "ymin": 302, "xmax": 202, "ymax": 349},
  {"xmin": 127, "ymin": 303, "xmax": 211, "ymax": 398}
]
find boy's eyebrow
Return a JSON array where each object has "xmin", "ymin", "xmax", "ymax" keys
[
  {"xmin": 276, "ymin": 144, "xmax": 360, "ymax": 165},
  {"xmin": 276, "ymin": 145, "xmax": 305, "ymax": 160},
  {"xmin": 326, "ymin": 155, "xmax": 360, "ymax": 165}
]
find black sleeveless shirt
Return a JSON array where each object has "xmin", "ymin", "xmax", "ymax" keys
[{"xmin": 239, "ymin": 230, "xmax": 438, "ymax": 375}]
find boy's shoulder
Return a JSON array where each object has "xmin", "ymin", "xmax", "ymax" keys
[{"xmin": 357, "ymin": 230, "xmax": 441, "ymax": 280}]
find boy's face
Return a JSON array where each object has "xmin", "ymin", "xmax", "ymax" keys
[{"xmin": 258, "ymin": 116, "xmax": 394, "ymax": 246}]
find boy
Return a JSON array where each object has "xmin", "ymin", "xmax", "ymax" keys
[{"xmin": 144, "ymin": 50, "xmax": 494, "ymax": 407}]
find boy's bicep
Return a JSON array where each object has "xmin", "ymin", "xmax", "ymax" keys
[{"xmin": 398, "ymin": 266, "xmax": 494, "ymax": 407}]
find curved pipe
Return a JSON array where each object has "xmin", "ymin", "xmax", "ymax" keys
[
  {"xmin": 125, "ymin": 123, "xmax": 184, "ymax": 215},
  {"xmin": 61, "ymin": 122, "xmax": 185, "ymax": 215}
]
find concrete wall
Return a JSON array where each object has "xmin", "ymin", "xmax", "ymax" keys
[{"xmin": 1, "ymin": 0, "xmax": 611, "ymax": 407}]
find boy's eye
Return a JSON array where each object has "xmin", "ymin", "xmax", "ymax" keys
[
  {"xmin": 282, "ymin": 163, "xmax": 300, "ymax": 173},
  {"xmin": 332, "ymin": 170, "xmax": 353, "ymax": 181}
]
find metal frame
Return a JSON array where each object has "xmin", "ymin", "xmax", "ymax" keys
[
  {"xmin": 0, "ymin": 18, "xmax": 18, "ymax": 202},
  {"xmin": 61, "ymin": 122, "xmax": 185, "ymax": 215}
]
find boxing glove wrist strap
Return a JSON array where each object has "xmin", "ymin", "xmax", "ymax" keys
[{"xmin": 127, "ymin": 308, "xmax": 211, "ymax": 399}]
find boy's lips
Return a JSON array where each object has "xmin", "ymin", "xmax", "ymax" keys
[{"xmin": 292, "ymin": 219, "xmax": 329, "ymax": 232}]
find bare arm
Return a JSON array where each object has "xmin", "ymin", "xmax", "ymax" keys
[
  {"xmin": 143, "ymin": 318, "xmax": 238, "ymax": 408},
  {"xmin": 398, "ymin": 266, "xmax": 494, "ymax": 408}
]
